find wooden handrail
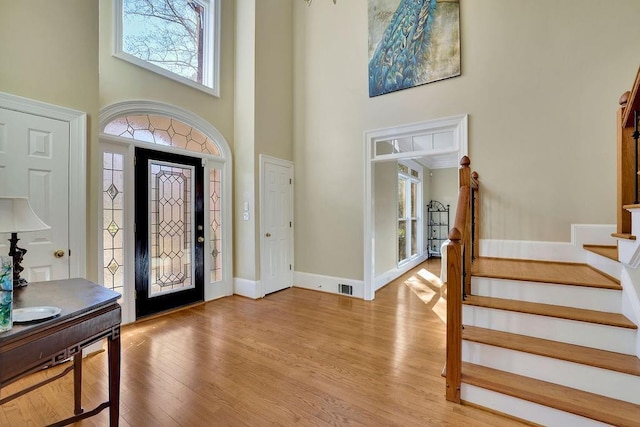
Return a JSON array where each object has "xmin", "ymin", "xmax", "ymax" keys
[
  {"xmin": 617, "ymin": 66, "xmax": 640, "ymax": 234},
  {"xmin": 445, "ymin": 156, "xmax": 480, "ymax": 404}
]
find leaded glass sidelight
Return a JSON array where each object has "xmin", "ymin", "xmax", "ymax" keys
[
  {"xmin": 209, "ymin": 168, "xmax": 222, "ymax": 282},
  {"xmin": 104, "ymin": 114, "xmax": 221, "ymax": 156},
  {"xmin": 103, "ymin": 153, "xmax": 125, "ymax": 294},
  {"xmin": 149, "ymin": 161, "xmax": 195, "ymax": 296}
]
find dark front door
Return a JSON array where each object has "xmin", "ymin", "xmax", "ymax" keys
[{"xmin": 135, "ymin": 147, "xmax": 205, "ymax": 318}]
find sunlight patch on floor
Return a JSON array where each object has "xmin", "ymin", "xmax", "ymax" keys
[{"xmin": 404, "ymin": 268, "xmax": 447, "ymax": 323}]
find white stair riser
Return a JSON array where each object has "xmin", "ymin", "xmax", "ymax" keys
[
  {"xmin": 463, "ymin": 341, "xmax": 640, "ymax": 405},
  {"xmin": 461, "ymin": 384, "xmax": 611, "ymax": 427},
  {"xmin": 586, "ymin": 251, "xmax": 621, "ymax": 281},
  {"xmin": 471, "ymin": 278, "xmax": 622, "ymax": 313},
  {"xmin": 463, "ymin": 305, "xmax": 637, "ymax": 355}
]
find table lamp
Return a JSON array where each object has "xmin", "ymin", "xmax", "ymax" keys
[{"xmin": 0, "ymin": 197, "xmax": 51, "ymax": 287}]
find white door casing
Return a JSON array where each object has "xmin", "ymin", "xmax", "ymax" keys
[
  {"xmin": 0, "ymin": 108, "xmax": 68, "ymax": 281},
  {"xmin": 0, "ymin": 92, "xmax": 86, "ymax": 282},
  {"xmin": 260, "ymin": 155, "xmax": 293, "ymax": 296},
  {"xmin": 364, "ymin": 114, "xmax": 468, "ymax": 300}
]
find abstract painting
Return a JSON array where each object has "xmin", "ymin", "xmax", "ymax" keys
[{"xmin": 368, "ymin": 0, "xmax": 460, "ymax": 97}]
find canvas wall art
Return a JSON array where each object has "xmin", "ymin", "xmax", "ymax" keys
[{"xmin": 368, "ymin": 0, "xmax": 460, "ymax": 97}]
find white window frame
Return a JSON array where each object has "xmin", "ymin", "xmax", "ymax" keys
[
  {"xmin": 397, "ymin": 160, "xmax": 423, "ymax": 267},
  {"xmin": 113, "ymin": 0, "xmax": 221, "ymax": 97}
]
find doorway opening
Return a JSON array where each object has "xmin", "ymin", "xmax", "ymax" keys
[{"xmin": 364, "ymin": 114, "xmax": 468, "ymax": 301}]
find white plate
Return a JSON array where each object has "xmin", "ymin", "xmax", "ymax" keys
[{"xmin": 13, "ymin": 306, "xmax": 62, "ymax": 322}]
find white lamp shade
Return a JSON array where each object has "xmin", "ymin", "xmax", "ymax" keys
[{"xmin": 0, "ymin": 197, "xmax": 51, "ymax": 233}]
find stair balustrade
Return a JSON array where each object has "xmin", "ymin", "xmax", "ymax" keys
[{"xmin": 445, "ymin": 155, "xmax": 479, "ymax": 403}]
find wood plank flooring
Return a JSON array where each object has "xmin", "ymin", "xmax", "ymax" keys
[{"xmin": 0, "ymin": 261, "xmax": 527, "ymax": 426}]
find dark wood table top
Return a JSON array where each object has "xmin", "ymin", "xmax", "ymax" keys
[{"xmin": 0, "ymin": 278, "xmax": 121, "ymax": 342}]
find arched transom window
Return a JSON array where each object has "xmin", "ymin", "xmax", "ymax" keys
[{"xmin": 104, "ymin": 114, "xmax": 221, "ymax": 156}]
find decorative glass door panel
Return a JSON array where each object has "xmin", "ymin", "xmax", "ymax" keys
[
  {"xmin": 149, "ymin": 161, "xmax": 194, "ymax": 296},
  {"xmin": 135, "ymin": 148, "xmax": 204, "ymax": 318}
]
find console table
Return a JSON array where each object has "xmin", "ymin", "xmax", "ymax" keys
[{"xmin": 0, "ymin": 278, "xmax": 121, "ymax": 426}]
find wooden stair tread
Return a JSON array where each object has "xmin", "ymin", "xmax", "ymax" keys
[
  {"xmin": 462, "ymin": 362, "xmax": 640, "ymax": 427},
  {"xmin": 471, "ymin": 257, "xmax": 621, "ymax": 290},
  {"xmin": 611, "ymin": 232, "xmax": 636, "ymax": 240},
  {"xmin": 463, "ymin": 295, "xmax": 637, "ymax": 329},
  {"xmin": 583, "ymin": 244, "xmax": 618, "ymax": 261},
  {"xmin": 463, "ymin": 326, "xmax": 640, "ymax": 376}
]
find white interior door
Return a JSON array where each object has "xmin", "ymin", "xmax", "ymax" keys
[
  {"xmin": 261, "ymin": 156, "xmax": 293, "ymax": 295},
  {"xmin": 0, "ymin": 107, "xmax": 70, "ymax": 282}
]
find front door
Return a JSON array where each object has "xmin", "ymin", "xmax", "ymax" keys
[
  {"xmin": 135, "ymin": 148, "xmax": 205, "ymax": 318},
  {"xmin": 0, "ymin": 107, "xmax": 70, "ymax": 282}
]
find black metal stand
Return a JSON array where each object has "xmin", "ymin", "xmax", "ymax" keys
[
  {"xmin": 8, "ymin": 232, "xmax": 28, "ymax": 287},
  {"xmin": 427, "ymin": 200, "xmax": 450, "ymax": 257}
]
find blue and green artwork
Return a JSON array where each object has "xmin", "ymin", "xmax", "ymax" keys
[
  {"xmin": 0, "ymin": 257, "xmax": 13, "ymax": 332},
  {"xmin": 368, "ymin": 0, "xmax": 460, "ymax": 97}
]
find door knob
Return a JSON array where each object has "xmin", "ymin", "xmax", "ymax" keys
[
  {"xmin": 197, "ymin": 236, "xmax": 205, "ymax": 243},
  {"xmin": 54, "ymin": 249, "xmax": 65, "ymax": 258},
  {"xmin": 266, "ymin": 233, "xmax": 271, "ymax": 237}
]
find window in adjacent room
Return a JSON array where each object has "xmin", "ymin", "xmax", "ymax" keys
[
  {"xmin": 398, "ymin": 161, "xmax": 422, "ymax": 265},
  {"xmin": 114, "ymin": 0, "xmax": 221, "ymax": 96}
]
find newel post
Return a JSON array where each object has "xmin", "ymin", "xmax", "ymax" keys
[
  {"xmin": 459, "ymin": 157, "xmax": 472, "ymax": 296},
  {"xmin": 445, "ymin": 227, "xmax": 462, "ymax": 403}
]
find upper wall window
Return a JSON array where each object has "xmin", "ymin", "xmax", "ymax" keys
[{"xmin": 114, "ymin": 0, "xmax": 221, "ymax": 96}]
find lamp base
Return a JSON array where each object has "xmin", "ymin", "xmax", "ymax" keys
[{"xmin": 8, "ymin": 233, "xmax": 28, "ymax": 287}]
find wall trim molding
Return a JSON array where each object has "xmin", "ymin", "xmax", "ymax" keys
[
  {"xmin": 375, "ymin": 254, "xmax": 428, "ymax": 291},
  {"xmin": 479, "ymin": 224, "xmax": 616, "ymax": 263}
]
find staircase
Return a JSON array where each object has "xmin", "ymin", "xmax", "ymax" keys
[{"xmin": 459, "ymin": 250, "xmax": 640, "ymax": 426}]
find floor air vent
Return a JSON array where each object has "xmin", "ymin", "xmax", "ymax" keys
[{"xmin": 338, "ymin": 283, "xmax": 353, "ymax": 295}]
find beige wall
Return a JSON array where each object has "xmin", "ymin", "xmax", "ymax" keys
[
  {"xmin": 374, "ymin": 162, "xmax": 397, "ymax": 275},
  {"xmin": 294, "ymin": 0, "xmax": 640, "ymax": 281},
  {"xmin": 235, "ymin": 0, "xmax": 294, "ymax": 282},
  {"xmin": 1, "ymin": 0, "xmax": 100, "ymax": 279},
  {"xmin": 234, "ymin": 0, "xmax": 257, "ymax": 281}
]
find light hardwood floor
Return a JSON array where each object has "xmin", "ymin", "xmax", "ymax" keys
[{"xmin": 0, "ymin": 259, "xmax": 526, "ymax": 426}]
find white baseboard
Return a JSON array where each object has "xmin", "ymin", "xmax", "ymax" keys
[
  {"xmin": 294, "ymin": 271, "xmax": 364, "ymax": 299},
  {"xmin": 233, "ymin": 277, "xmax": 261, "ymax": 299},
  {"xmin": 480, "ymin": 224, "xmax": 616, "ymax": 262},
  {"xmin": 374, "ymin": 254, "xmax": 428, "ymax": 291}
]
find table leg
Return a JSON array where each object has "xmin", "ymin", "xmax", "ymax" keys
[
  {"xmin": 73, "ymin": 353, "xmax": 83, "ymax": 415},
  {"xmin": 108, "ymin": 329, "xmax": 121, "ymax": 427}
]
